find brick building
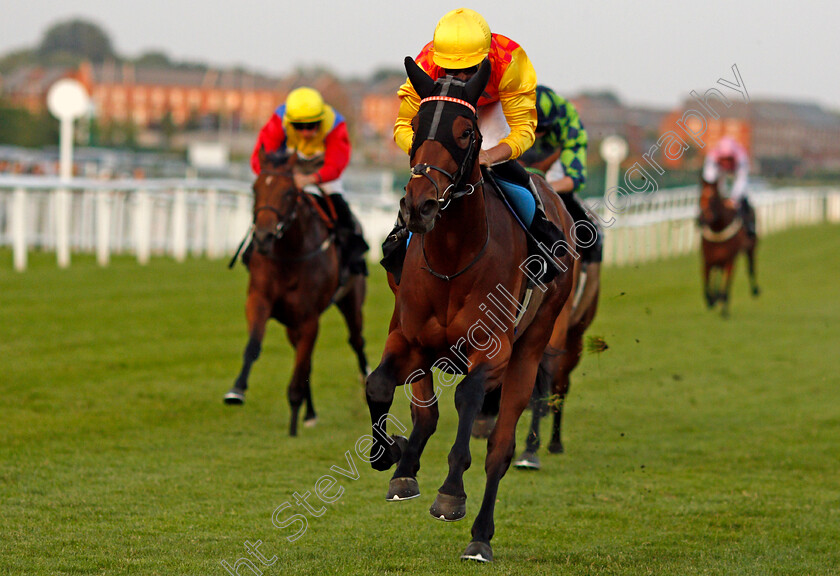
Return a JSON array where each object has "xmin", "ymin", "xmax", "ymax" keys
[{"xmin": 660, "ymin": 99, "xmax": 840, "ymax": 177}]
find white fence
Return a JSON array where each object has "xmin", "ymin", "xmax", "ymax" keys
[
  {"xmin": 2, "ymin": 173, "xmax": 838, "ymax": 271},
  {"xmin": 590, "ymin": 186, "xmax": 840, "ymax": 266},
  {"xmin": 0, "ymin": 170, "xmax": 399, "ymax": 271}
]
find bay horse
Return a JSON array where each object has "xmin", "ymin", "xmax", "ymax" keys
[
  {"xmin": 512, "ymin": 267, "xmax": 600, "ymax": 469},
  {"xmin": 364, "ymin": 58, "xmax": 577, "ymax": 562},
  {"xmin": 224, "ymin": 150, "xmax": 369, "ymax": 436},
  {"xmin": 699, "ymin": 177, "xmax": 759, "ymax": 317}
]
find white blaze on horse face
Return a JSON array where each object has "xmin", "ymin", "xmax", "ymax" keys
[{"xmin": 265, "ymin": 176, "xmax": 273, "ymax": 185}]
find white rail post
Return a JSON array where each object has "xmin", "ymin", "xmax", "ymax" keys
[
  {"xmin": 234, "ymin": 193, "xmax": 252, "ymax": 254},
  {"xmin": 172, "ymin": 188, "xmax": 187, "ymax": 262},
  {"xmin": 135, "ymin": 189, "xmax": 151, "ymax": 265},
  {"xmin": 12, "ymin": 188, "xmax": 27, "ymax": 272},
  {"xmin": 206, "ymin": 188, "xmax": 219, "ymax": 259},
  {"xmin": 96, "ymin": 189, "xmax": 111, "ymax": 266},
  {"xmin": 55, "ymin": 188, "xmax": 71, "ymax": 268}
]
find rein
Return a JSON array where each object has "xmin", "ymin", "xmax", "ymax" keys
[{"xmin": 420, "ymin": 192, "xmax": 491, "ymax": 281}]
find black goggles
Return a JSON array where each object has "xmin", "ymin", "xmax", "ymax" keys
[{"xmin": 291, "ymin": 121, "xmax": 321, "ymax": 131}]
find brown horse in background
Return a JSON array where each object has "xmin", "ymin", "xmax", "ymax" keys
[
  {"xmin": 224, "ymin": 150, "xmax": 368, "ymax": 436},
  {"xmin": 363, "ymin": 58, "xmax": 576, "ymax": 562},
  {"xmin": 511, "ymin": 267, "xmax": 600, "ymax": 469},
  {"xmin": 699, "ymin": 177, "xmax": 759, "ymax": 317}
]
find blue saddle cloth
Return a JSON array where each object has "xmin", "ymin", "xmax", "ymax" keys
[{"xmin": 495, "ymin": 178, "xmax": 535, "ymax": 227}]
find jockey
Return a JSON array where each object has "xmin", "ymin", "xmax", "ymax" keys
[
  {"xmin": 702, "ymin": 136, "xmax": 755, "ymax": 237},
  {"xmin": 383, "ymin": 7, "xmax": 566, "ymax": 282},
  {"xmin": 251, "ymin": 86, "xmax": 368, "ymax": 275},
  {"xmin": 519, "ymin": 85, "xmax": 601, "ymax": 323}
]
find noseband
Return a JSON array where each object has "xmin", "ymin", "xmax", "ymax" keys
[{"xmin": 408, "ymin": 163, "xmax": 483, "ymax": 212}]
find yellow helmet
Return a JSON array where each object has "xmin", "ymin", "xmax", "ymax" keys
[
  {"xmin": 284, "ymin": 87, "xmax": 326, "ymax": 123},
  {"xmin": 432, "ymin": 8, "xmax": 491, "ymax": 69}
]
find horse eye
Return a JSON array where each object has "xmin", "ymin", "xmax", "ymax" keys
[{"xmin": 460, "ymin": 129, "xmax": 473, "ymax": 139}]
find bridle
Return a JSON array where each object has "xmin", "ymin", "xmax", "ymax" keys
[
  {"xmin": 408, "ymin": 93, "xmax": 484, "ymax": 212},
  {"xmin": 409, "ymin": 92, "xmax": 490, "ymax": 281},
  {"xmin": 251, "ymin": 170, "xmax": 334, "ymax": 262},
  {"xmin": 253, "ymin": 172, "xmax": 301, "ymax": 241}
]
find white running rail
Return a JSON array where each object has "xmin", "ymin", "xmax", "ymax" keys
[{"xmin": 1, "ymin": 174, "xmax": 838, "ymax": 271}]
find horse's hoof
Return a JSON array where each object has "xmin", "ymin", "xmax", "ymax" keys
[
  {"xmin": 303, "ymin": 416, "xmax": 318, "ymax": 428},
  {"xmin": 387, "ymin": 477, "xmax": 420, "ymax": 501},
  {"xmin": 223, "ymin": 388, "xmax": 245, "ymax": 405},
  {"xmin": 471, "ymin": 416, "xmax": 496, "ymax": 439},
  {"xmin": 752, "ymin": 286, "xmax": 760, "ymax": 297},
  {"xmin": 461, "ymin": 541, "xmax": 493, "ymax": 563},
  {"xmin": 430, "ymin": 492, "xmax": 466, "ymax": 522},
  {"xmin": 513, "ymin": 451, "xmax": 540, "ymax": 470},
  {"xmin": 548, "ymin": 440, "xmax": 564, "ymax": 454}
]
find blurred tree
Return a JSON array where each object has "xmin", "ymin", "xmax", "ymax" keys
[
  {"xmin": 0, "ymin": 49, "xmax": 37, "ymax": 73},
  {"xmin": 0, "ymin": 100, "xmax": 59, "ymax": 147},
  {"xmin": 369, "ymin": 67, "xmax": 404, "ymax": 84},
  {"xmin": 38, "ymin": 19, "xmax": 116, "ymax": 62},
  {"xmin": 134, "ymin": 50, "xmax": 171, "ymax": 68}
]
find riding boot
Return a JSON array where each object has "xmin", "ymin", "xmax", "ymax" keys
[
  {"xmin": 380, "ymin": 214, "xmax": 409, "ymax": 285},
  {"xmin": 558, "ymin": 192, "xmax": 603, "ymax": 265},
  {"xmin": 738, "ymin": 197, "xmax": 756, "ymax": 238},
  {"xmin": 329, "ymin": 194, "xmax": 369, "ymax": 277},
  {"xmin": 493, "ymin": 160, "xmax": 566, "ymax": 283}
]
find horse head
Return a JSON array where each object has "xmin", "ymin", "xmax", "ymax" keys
[
  {"xmin": 699, "ymin": 176, "xmax": 722, "ymax": 227},
  {"xmin": 253, "ymin": 148, "xmax": 299, "ymax": 254},
  {"xmin": 400, "ymin": 56, "xmax": 490, "ymax": 234}
]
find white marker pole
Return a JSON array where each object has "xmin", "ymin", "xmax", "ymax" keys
[
  {"xmin": 600, "ymin": 135, "xmax": 629, "ymax": 196},
  {"xmin": 47, "ymin": 79, "xmax": 90, "ymax": 268}
]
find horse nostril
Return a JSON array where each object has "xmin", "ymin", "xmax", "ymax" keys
[{"xmin": 420, "ymin": 199, "xmax": 439, "ymax": 219}]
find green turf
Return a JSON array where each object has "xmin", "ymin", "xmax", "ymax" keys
[{"xmin": 1, "ymin": 224, "xmax": 838, "ymax": 575}]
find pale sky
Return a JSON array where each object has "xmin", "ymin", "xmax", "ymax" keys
[{"xmin": 2, "ymin": 0, "xmax": 838, "ymax": 110}]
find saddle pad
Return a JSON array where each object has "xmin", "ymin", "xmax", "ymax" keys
[{"xmin": 495, "ymin": 178, "xmax": 535, "ymax": 227}]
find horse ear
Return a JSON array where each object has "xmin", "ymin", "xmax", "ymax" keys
[
  {"xmin": 258, "ymin": 145, "xmax": 267, "ymax": 167},
  {"xmin": 464, "ymin": 58, "xmax": 491, "ymax": 106},
  {"xmin": 405, "ymin": 56, "xmax": 435, "ymax": 99}
]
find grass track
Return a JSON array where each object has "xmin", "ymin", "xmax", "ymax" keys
[{"xmin": 1, "ymin": 224, "xmax": 838, "ymax": 575}]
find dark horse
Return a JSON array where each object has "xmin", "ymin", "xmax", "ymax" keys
[
  {"xmin": 364, "ymin": 58, "xmax": 576, "ymax": 562},
  {"xmin": 699, "ymin": 177, "xmax": 759, "ymax": 317},
  {"xmin": 512, "ymin": 265, "xmax": 600, "ymax": 469},
  {"xmin": 224, "ymin": 150, "xmax": 368, "ymax": 436}
]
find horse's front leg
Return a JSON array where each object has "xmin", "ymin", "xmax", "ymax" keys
[
  {"xmin": 430, "ymin": 363, "xmax": 493, "ymax": 522},
  {"xmin": 721, "ymin": 261, "xmax": 736, "ymax": 318},
  {"xmin": 745, "ymin": 242, "xmax": 760, "ymax": 297},
  {"xmin": 387, "ymin": 370, "xmax": 439, "ymax": 501},
  {"xmin": 703, "ymin": 259, "xmax": 715, "ymax": 309},
  {"xmin": 225, "ymin": 291, "xmax": 272, "ymax": 405},
  {"xmin": 465, "ymin": 330, "xmax": 548, "ymax": 562},
  {"xmin": 514, "ymin": 361, "xmax": 552, "ymax": 469},
  {"xmin": 286, "ymin": 318, "xmax": 319, "ymax": 436},
  {"xmin": 365, "ymin": 332, "xmax": 427, "ymax": 474}
]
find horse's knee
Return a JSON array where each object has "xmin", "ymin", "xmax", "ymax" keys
[
  {"xmin": 349, "ymin": 335, "xmax": 365, "ymax": 351},
  {"xmin": 454, "ymin": 366, "xmax": 487, "ymax": 410},
  {"xmin": 366, "ymin": 364, "xmax": 395, "ymax": 405},
  {"xmin": 287, "ymin": 383, "xmax": 306, "ymax": 407}
]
